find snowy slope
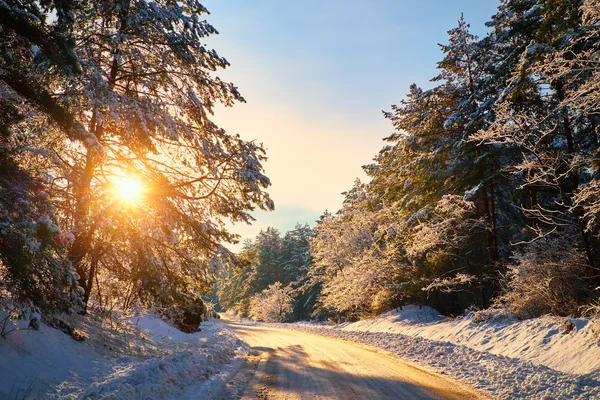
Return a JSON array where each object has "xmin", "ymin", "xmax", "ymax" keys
[
  {"xmin": 328, "ymin": 306, "xmax": 600, "ymax": 374},
  {"xmin": 0, "ymin": 312, "xmax": 247, "ymax": 399},
  {"xmin": 0, "ymin": 314, "xmax": 106, "ymax": 399},
  {"xmin": 336, "ymin": 306, "xmax": 600, "ymax": 375}
]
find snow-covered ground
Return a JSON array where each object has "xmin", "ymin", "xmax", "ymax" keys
[
  {"xmin": 333, "ymin": 306, "xmax": 600, "ymax": 375},
  {"xmin": 0, "ymin": 312, "xmax": 247, "ymax": 399},
  {"xmin": 272, "ymin": 306, "xmax": 600, "ymax": 399},
  {"xmin": 6, "ymin": 306, "xmax": 600, "ymax": 399}
]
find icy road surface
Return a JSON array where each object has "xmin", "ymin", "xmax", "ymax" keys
[{"xmin": 217, "ymin": 317, "xmax": 486, "ymax": 400}]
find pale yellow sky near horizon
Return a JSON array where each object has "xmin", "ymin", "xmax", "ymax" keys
[{"xmin": 214, "ymin": 93, "xmax": 386, "ymax": 248}]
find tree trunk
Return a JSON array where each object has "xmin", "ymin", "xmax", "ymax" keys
[
  {"xmin": 476, "ymin": 147, "xmax": 497, "ymax": 263},
  {"xmin": 82, "ymin": 252, "xmax": 98, "ymax": 311},
  {"xmin": 555, "ymin": 79, "xmax": 597, "ymax": 272},
  {"xmin": 68, "ymin": 0, "xmax": 130, "ymax": 303},
  {"xmin": 490, "ymin": 178, "xmax": 498, "ymax": 257}
]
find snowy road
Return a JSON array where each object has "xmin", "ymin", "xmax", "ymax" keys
[{"xmin": 216, "ymin": 318, "xmax": 486, "ymax": 400}]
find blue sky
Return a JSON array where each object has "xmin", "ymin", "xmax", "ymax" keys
[{"xmin": 202, "ymin": 0, "xmax": 500, "ymax": 246}]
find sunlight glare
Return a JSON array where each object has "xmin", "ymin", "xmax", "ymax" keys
[{"xmin": 113, "ymin": 175, "xmax": 144, "ymax": 203}]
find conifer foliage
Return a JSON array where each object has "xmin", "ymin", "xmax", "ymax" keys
[
  {"xmin": 217, "ymin": 224, "xmax": 313, "ymax": 320},
  {"xmin": 0, "ymin": 1, "xmax": 272, "ymax": 316}
]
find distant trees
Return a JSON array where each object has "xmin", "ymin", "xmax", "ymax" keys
[
  {"xmin": 218, "ymin": 224, "xmax": 313, "ymax": 319},
  {"xmin": 0, "ymin": 1, "xmax": 272, "ymax": 316}
]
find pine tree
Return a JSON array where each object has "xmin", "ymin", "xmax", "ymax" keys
[
  {"xmin": 1, "ymin": 0, "xmax": 274, "ymax": 313},
  {"xmin": 280, "ymin": 223, "xmax": 313, "ymax": 282},
  {"xmin": 434, "ymin": 15, "xmax": 501, "ymax": 263},
  {"xmin": 0, "ymin": 0, "xmax": 83, "ymax": 312},
  {"xmin": 478, "ymin": 0, "xmax": 599, "ymax": 272}
]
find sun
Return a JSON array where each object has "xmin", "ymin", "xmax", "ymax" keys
[{"xmin": 113, "ymin": 175, "xmax": 144, "ymax": 203}]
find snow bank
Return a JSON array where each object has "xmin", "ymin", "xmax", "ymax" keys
[
  {"xmin": 336, "ymin": 306, "xmax": 600, "ymax": 375},
  {"xmin": 271, "ymin": 306, "xmax": 600, "ymax": 399},
  {"xmin": 0, "ymin": 312, "xmax": 246, "ymax": 399}
]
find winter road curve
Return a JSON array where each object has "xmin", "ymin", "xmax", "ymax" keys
[{"xmin": 215, "ymin": 317, "xmax": 486, "ymax": 400}]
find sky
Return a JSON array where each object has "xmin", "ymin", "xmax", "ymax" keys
[{"xmin": 201, "ymin": 0, "xmax": 500, "ymax": 247}]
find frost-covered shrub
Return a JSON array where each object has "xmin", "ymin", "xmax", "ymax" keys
[
  {"xmin": 0, "ymin": 303, "xmax": 43, "ymax": 338},
  {"xmin": 581, "ymin": 300, "xmax": 600, "ymax": 318},
  {"xmin": 150, "ymin": 293, "xmax": 210, "ymax": 334},
  {"xmin": 467, "ymin": 307, "xmax": 512, "ymax": 324},
  {"xmin": 580, "ymin": 302, "xmax": 600, "ymax": 342},
  {"xmin": 249, "ymin": 282, "xmax": 293, "ymax": 322},
  {"xmin": 370, "ymin": 288, "xmax": 397, "ymax": 316},
  {"xmin": 370, "ymin": 288, "xmax": 396, "ymax": 316},
  {"xmin": 204, "ymin": 300, "xmax": 218, "ymax": 318},
  {"xmin": 176, "ymin": 298, "xmax": 207, "ymax": 334},
  {"xmin": 589, "ymin": 319, "xmax": 600, "ymax": 343},
  {"xmin": 497, "ymin": 237, "xmax": 592, "ymax": 318},
  {"xmin": 71, "ymin": 328, "xmax": 88, "ymax": 342}
]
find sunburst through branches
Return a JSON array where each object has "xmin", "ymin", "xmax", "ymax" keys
[{"xmin": 112, "ymin": 175, "xmax": 145, "ymax": 205}]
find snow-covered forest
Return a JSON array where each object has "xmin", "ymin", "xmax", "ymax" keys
[
  {"xmin": 219, "ymin": 0, "xmax": 600, "ymax": 322},
  {"xmin": 0, "ymin": 0, "xmax": 273, "ymax": 332},
  {"xmin": 4, "ymin": 0, "xmax": 600, "ymax": 353},
  {"xmin": 6, "ymin": 0, "xmax": 600, "ymax": 398}
]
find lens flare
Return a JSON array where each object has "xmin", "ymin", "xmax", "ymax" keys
[{"xmin": 113, "ymin": 176, "xmax": 144, "ymax": 203}]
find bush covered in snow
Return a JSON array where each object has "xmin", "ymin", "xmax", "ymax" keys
[
  {"xmin": 249, "ymin": 282, "xmax": 293, "ymax": 322},
  {"xmin": 497, "ymin": 236, "xmax": 593, "ymax": 318}
]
